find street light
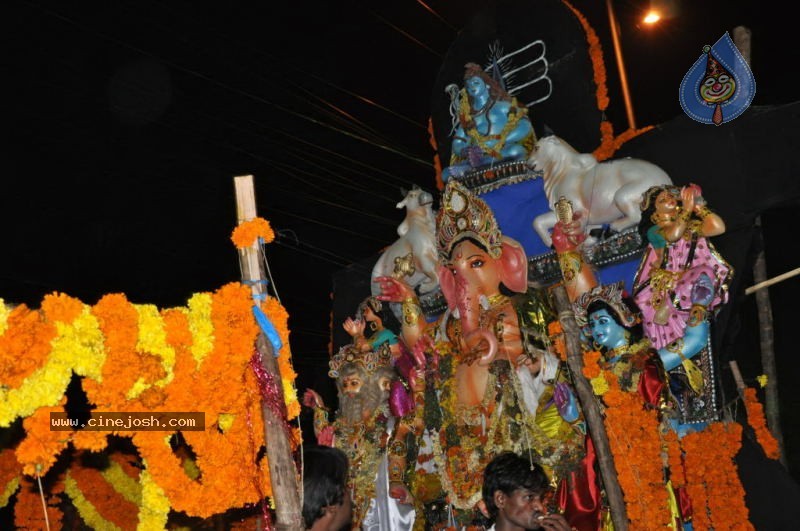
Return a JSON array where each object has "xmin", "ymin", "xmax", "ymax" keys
[{"xmin": 643, "ymin": 11, "xmax": 661, "ymax": 25}]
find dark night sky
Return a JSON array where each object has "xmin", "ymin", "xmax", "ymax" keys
[{"xmin": 4, "ymin": 0, "xmax": 800, "ymax": 476}]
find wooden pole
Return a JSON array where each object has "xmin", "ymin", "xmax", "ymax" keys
[
  {"xmin": 552, "ymin": 285, "xmax": 629, "ymax": 531},
  {"xmin": 732, "ymin": 27, "xmax": 787, "ymax": 466},
  {"xmin": 606, "ymin": 0, "xmax": 637, "ymax": 130},
  {"xmin": 234, "ymin": 175, "xmax": 304, "ymax": 530}
]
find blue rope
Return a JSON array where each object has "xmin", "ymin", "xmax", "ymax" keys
[{"xmin": 252, "ymin": 304, "xmax": 283, "ymax": 356}]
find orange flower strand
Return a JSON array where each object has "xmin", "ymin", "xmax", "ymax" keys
[
  {"xmin": 603, "ymin": 376, "xmax": 672, "ymax": 530},
  {"xmin": 743, "ymin": 387, "xmax": 780, "ymax": 460},
  {"xmin": 13, "ymin": 477, "xmax": 63, "ymax": 530},
  {"xmin": 68, "ymin": 458, "xmax": 140, "ymax": 530},
  {"xmin": 682, "ymin": 422, "xmax": 752, "ymax": 530},
  {"xmin": 15, "ymin": 399, "xmax": 70, "ymax": 476}
]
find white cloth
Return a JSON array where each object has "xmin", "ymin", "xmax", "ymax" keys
[
  {"xmin": 361, "ymin": 454, "xmax": 415, "ymax": 530},
  {"xmin": 518, "ymin": 351, "xmax": 560, "ymax": 419},
  {"xmin": 360, "ymin": 418, "xmax": 415, "ymax": 530}
]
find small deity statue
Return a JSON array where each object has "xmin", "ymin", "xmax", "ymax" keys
[
  {"xmin": 303, "ymin": 344, "xmax": 414, "ymax": 530},
  {"xmin": 443, "ymin": 63, "xmax": 536, "ymax": 181},
  {"xmin": 573, "ymin": 283, "xmax": 693, "ymax": 529},
  {"xmin": 376, "ymin": 181, "xmax": 594, "ymax": 528},
  {"xmin": 633, "ymin": 184, "xmax": 732, "ymax": 427},
  {"xmin": 343, "ymin": 296, "xmax": 400, "ymax": 354}
]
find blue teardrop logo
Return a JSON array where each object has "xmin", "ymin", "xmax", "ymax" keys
[{"xmin": 679, "ymin": 32, "xmax": 756, "ymax": 125}]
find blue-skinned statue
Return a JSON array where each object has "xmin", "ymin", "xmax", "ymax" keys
[{"xmin": 443, "ymin": 63, "xmax": 536, "ymax": 181}]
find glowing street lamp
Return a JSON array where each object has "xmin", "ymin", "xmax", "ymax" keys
[{"xmin": 643, "ymin": 11, "xmax": 661, "ymax": 25}]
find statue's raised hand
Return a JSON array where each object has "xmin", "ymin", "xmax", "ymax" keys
[
  {"xmin": 342, "ymin": 317, "xmax": 365, "ymax": 339},
  {"xmin": 554, "ymin": 382, "xmax": 579, "ymax": 423},
  {"xmin": 552, "ymin": 211, "xmax": 587, "ymax": 253},
  {"xmin": 302, "ymin": 389, "xmax": 324, "ymax": 409},
  {"xmin": 375, "ymin": 275, "xmax": 415, "ymax": 303},
  {"xmin": 389, "ymin": 482, "xmax": 414, "ymax": 505},
  {"xmin": 691, "ymin": 273, "xmax": 715, "ymax": 307}
]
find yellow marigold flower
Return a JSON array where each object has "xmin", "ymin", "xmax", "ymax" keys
[
  {"xmin": 217, "ymin": 413, "xmax": 235, "ymax": 433},
  {"xmin": 590, "ymin": 375, "xmax": 609, "ymax": 396},
  {"xmin": 757, "ymin": 374, "xmax": 768, "ymax": 388}
]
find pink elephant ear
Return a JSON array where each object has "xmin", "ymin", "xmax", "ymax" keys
[
  {"xmin": 498, "ymin": 237, "xmax": 528, "ymax": 293},
  {"xmin": 437, "ymin": 265, "xmax": 459, "ymax": 311}
]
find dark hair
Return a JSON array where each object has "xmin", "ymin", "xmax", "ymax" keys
[
  {"xmin": 638, "ymin": 185, "xmax": 682, "ymax": 242},
  {"xmin": 482, "ymin": 452, "xmax": 550, "ymax": 520},
  {"xmin": 302, "ymin": 445, "xmax": 349, "ymax": 528},
  {"xmin": 585, "ymin": 299, "xmax": 643, "ymax": 340}
]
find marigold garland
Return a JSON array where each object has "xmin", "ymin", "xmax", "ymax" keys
[
  {"xmin": 0, "ymin": 450, "xmax": 20, "ymax": 508},
  {"xmin": 743, "ymin": 387, "xmax": 781, "ymax": 460},
  {"xmin": 231, "ymin": 217, "xmax": 275, "ymax": 249},
  {"xmin": 601, "ymin": 371, "xmax": 673, "ymax": 529},
  {"xmin": 66, "ymin": 457, "xmax": 140, "ymax": 530},
  {"xmin": 2, "ymin": 282, "xmax": 301, "ymax": 526},
  {"xmin": 14, "ymin": 476, "xmax": 63, "ymax": 531},
  {"xmin": 681, "ymin": 422, "xmax": 752, "ymax": 530}
]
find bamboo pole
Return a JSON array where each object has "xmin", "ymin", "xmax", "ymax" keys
[
  {"xmin": 732, "ymin": 27, "xmax": 787, "ymax": 466},
  {"xmin": 552, "ymin": 285, "xmax": 629, "ymax": 531},
  {"xmin": 234, "ymin": 175, "xmax": 304, "ymax": 530}
]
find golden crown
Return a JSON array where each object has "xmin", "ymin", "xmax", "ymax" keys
[
  {"xmin": 573, "ymin": 281, "xmax": 640, "ymax": 330},
  {"xmin": 436, "ymin": 180, "xmax": 502, "ymax": 262},
  {"xmin": 328, "ymin": 342, "xmax": 393, "ymax": 379}
]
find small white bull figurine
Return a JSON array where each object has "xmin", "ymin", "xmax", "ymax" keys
[{"xmin": 371, "ymin": 186, "xmax": 439, "ymax": 300}]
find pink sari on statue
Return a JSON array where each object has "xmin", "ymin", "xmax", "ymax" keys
[{"xmin": 633, "ymin": 226, "xmax": 732, "ymax": 349}]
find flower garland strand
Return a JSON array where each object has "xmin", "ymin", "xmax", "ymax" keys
[
  {"xmin": 743, "ymin": 387, "xmax": 781, "ymax": 460},
  {"xmin": 681, "ymin": 422, "xmax": 752, "ymax": 530},
  {"xmin": 601, "ymin": 372, "xmax": 673, "ymax": 529}
]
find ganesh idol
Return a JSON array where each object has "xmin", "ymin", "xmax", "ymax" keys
[{"xmin": 376, "ymin": 181, "xmax": 598, "ymax": 528}]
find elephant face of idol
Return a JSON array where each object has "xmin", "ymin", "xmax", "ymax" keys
[{"xmin": 437, "ymin": 237, "xmax": 528, "ymax": 329}]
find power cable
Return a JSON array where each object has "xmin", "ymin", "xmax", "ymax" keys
[{"xmin": 20, "ymin": 0, "xmax": 434, "ymax": 168}]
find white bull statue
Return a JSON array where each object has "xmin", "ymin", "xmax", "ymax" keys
[
  {"xmin": 528, "ymin": 135, "xmax": 673, "ymax": 247},
  {"xmin": 371, "ymin": 186, "xmax": 439, "ymax": 303}
]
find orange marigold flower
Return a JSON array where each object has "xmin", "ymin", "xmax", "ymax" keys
[
  {"xmin": 582, "ymin": 350, "xmax": 602, "ymax": 379},
  {"xmin": 231, "ymin": 217, "xmax": 276, "ymax": 249}
]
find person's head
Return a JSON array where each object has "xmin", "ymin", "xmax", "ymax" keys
[
  {"xmin": 436, "ymin": 181, "xmax": 527, "ymax": 308},
  {"xmin": 463, "ymin": 62, "xmax": 510, "ymax": 103},
  {"xmin": 638, "ymin": 185, "xmax": 681, "ymax": 238},
  {"xmin": 302, "ymin": 445, "xmax": 351, "ymax": 530},
  {"xmin": 356, "ymin": 296, "xmax": 400, "ymax": 337},
  {"xmin": 574, "ymin": 282, "xmax": 641, "ymax": 351},
  {"xmin": 586, "ymin": 300, "xmax": 631, "ymax": 350},
  {"xmin": 482, "ymin": 452, "xmax": 552, "ymax": 529},
  {"xmin": 329, "ymin": 344, "xmax": 395, "ymax": 422}
]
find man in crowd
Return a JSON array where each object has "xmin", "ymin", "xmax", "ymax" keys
[
  {"xmin": 482, "ymin": 452, "xmax": 573, "ymax": 531},
  {"xmin": 302, "ymin": 445, "xmax": 352, "ymax": 530}
]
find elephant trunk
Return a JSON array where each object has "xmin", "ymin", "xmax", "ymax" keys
[{"xmin": 452, "ymin": 277, "xmax": 498, "ymax": 365}]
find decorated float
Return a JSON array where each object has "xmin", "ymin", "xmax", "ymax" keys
[
  {"xmin": 3, "ymin": 1, "xmax": 798, "ymax": 530},
  {"xmin": 324, "ymin": 0, "xmax": 796, "ymax": 530}
]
